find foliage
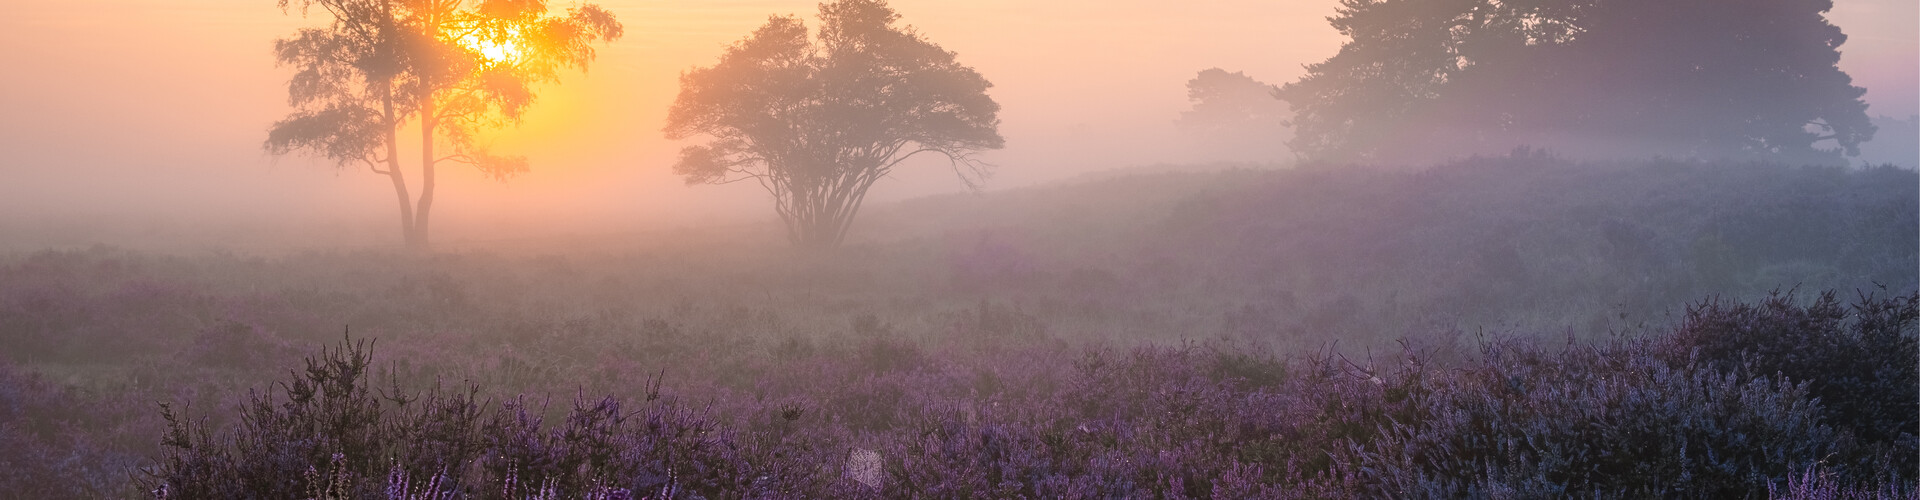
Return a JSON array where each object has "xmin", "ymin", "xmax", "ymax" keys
[
  {"xmin": 1362, "ymin": 338, "xmax": 1839, "ymax": 497},
  {"xmin": 143, "ymin": 334, "xmax": 763, "ymax": 499},
  {"xmin": 664, "ymin": 0, "xmax": 1003, "ymax": 248},
  {"xmin": 1278, "ymin": 0, "xmax": 1876, "ymax": 165},
  {"xmin": 1664, "ymin": 290, "xmax": 1919, "ymax": 473},
  {"xmin": 1177, "ymin": 68, "xmax": 1292, "ymax": 162},
  {"xmin": 0, "ymin": 360, "xmax": 154, "ymax": 498},
  {"xmin": 266, "ymin": 0, "xmax": 621, "ymax": 247}
]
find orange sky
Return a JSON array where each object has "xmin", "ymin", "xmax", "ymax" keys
[{"xmin": 0, "ymin": 0, "xmax": 1914, "ymax": 246}]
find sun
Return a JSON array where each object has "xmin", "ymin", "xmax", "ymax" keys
[{"xmin": 459, "ymin": 26, "xmax": 525, "ymax": 66}]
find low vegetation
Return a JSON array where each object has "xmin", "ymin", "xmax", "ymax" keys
[
  {"xmin": 115, "ymin": 290, "xmax": 1920, "ymax": 498},
  {"xmin": 0, "ymin": 156, "xmax": 1913, "ymax": 497}
]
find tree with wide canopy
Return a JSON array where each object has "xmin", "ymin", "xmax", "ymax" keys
[
  {"xmin": 1278, "ymin": 0, "xmax": 1876, "ymax": 165},
  {"xmin": 665, "ymin": 0, "xmax": 1003, "ymax": 249},
  {"xmin": 267, "ymin": 0, "xmax": 622, "ymax": 247}
]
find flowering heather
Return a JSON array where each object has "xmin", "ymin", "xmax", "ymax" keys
[
  {"xmin": 129, "ymin": 291, "xmax": 1916, "ymax": 498},
  {"xmin": 0, "ymin": 159, "xmax": 1912, "ymax": 497}
]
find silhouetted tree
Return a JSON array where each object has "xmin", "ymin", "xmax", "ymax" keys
[
  {"xmin": 1177, "ymin": 68, "xmax": 1292, "ymax": 161},
  {"xmin": 1278, "ymin": 0, "xmax": 1875, "ymax": 165},
  {"xmin": 665, "ymin": 0, "xmax": 1003, "ymax": 248},
  {"xmin": 266, "ymin": 0, "xmax": 621, "ymax": 248}
]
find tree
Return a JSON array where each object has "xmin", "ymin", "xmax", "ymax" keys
[
  {"xmin": 1277, "ymin": 0, "xmax": 1875, "ymax": 165},
  {"xmin": 665, "ymin": 0, "xmax": 1003, "ymax": 248},
  {"xmin": 266, "ymin": 0, "xmax": 621, "ymax": 248},
  {"xmin": 1177, "ymin": 68, "xmax": 1293, "ymax": 161}
]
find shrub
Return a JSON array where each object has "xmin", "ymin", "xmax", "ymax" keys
[
  {"xmin": 1359, "ymin": 338, "xmax": 1845, "ymax": 497},
  {"xmin": 1666, "ymin": 290, "xmax": 1919, "ymax": 477},
  {"xmin": 134, "ymin": 290, "xmax": 1919, "ymax": 498},
  {"xmin": 143, "ymin": 333, "xmax": 771, "ymax": 499},
  {"xmin": 0, "ymin": 360, "xmax": 150, "ymax": 497}
]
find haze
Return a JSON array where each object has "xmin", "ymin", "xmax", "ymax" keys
[
  {"xmin": 0, "ymin": 0, "xmax": 1914, "ymax": 249},
  {"xmin": 4, "ymin": 2, "xmax": 1919, "ymax": 494}
]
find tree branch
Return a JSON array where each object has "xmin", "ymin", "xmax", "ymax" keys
[{"xmin": 360, "ymin": 157, "xmax": 391, "ymax": 175}]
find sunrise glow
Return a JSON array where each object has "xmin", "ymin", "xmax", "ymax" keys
[
  {"xmin": 0, "ymin": 0, "xmax": 1912, "ymax": 237},
  {"xmin": 460, "ymin": 26, "xmax": 524, "ymax": 66},
  {"xmin": 0, "ymin": 1, "xmax": 1915, "ymax": 496}
]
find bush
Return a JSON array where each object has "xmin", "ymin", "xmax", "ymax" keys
[
  {"xmin": 1666, "ymin": 290, "xmax": 1918, "ymax": 477},
  {"xmin": 1360, "ymin": 338, "xmax": 1843, "ymax": 497},
  {"xmin": 144, "ymin": 333, "xmax": 780, "ymax": 499},
  {"xmin": 137, "ymin": 290, "xmax": 1920, "ymax": 498},
  {"xmin": 0, "ymin": 360, "xmax": 151, "ymax": 497}
]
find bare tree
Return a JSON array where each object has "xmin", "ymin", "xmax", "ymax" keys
[
  {"xmin": 665, "ymin": 0, "xmax": 1003, "ymax": 248},
  {"xmin": 266, "ymin": 0, "xmax": 621, "ymax": 248}
]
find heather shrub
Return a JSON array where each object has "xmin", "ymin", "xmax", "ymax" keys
[
  {"xmin": 1358, "ymin": 338, "xmax": 1845, "ymax": 497},
  {"xmin": 1666, "ymin": 290, "xmax": 1919, "ymax": 477},
  {"xmin": 479, "ymin": 394, "xmax": 734, "ymax": 498},
  {"xmin": 867, "ymin": 343, "xmax": 1367, "ymax": 498},
  {"xmin": 144, "ymin": 334, "xmax": 777, "ymax": 499},
  {"xmin": 848, "ymin": 314, "xmax": 917, "ymax": 362},
  {"xmin": 130, "ymin": 288, "xmax": 1920, "ymax": 498},
  {"xmin": 148, "ymin": 335, "xmax": 484, "ymax": 498},
  {"xmin": 4, "ymin": 158, "xmax": 1912, "ymax": 497},
  {"xmin": 0, "ymin": 283, "xmax": 87, "ymax": 362},
  {"xmin": 948, "ymin": 300, "xmax": 1047, "ymax": 342},
  {"xmin": 1338, "ymin": 291, "xmax": 1920, "ymax": 497},
  {"xmin": 1204, "ymin": 342, "xmax": 1288, "ymax": 389},
  {"xmin": 948, "ymin": 232, "xmax": 1039, "ymax": 292},
  {"xmin": 1773, "ymin": 468, "xmax": 1920, "ymax": 500},
  {"xmin": 181, "ymin": 320, "xmax": 295, "ymax": 371},
  {"xmin": 0, "ymin": 360, "xmax": 151, "ymax": 497}
]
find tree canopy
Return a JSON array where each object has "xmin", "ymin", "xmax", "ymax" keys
[
  {"xmin": 1177, "ymin": 68, "xmax": 1292, "ymax": 162},
  {"xmin": 266, "ymin": 0, "xmax": 621, "ymax": 247},
  {"xmin": 1277, "ymin": 0, "xmax": 1876, "ymax": 165},
  {"xmin": 665, "ymin": 0, "xmax": 1003, "ymax": 248}
]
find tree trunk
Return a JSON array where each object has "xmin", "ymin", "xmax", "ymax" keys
[
  {"xmin": 387, "ymin": 157, "xmax": 415, "ymax": 247},
  {"xmin": 790, "ymin": 209, "xmax": 848, "ymax": 249},
  {"xmin": 413, "ymin": 96, "xmax": 437, "ymax": 249},
  {"xmin": 380, "ymin": 81, "xmax": 415, "ymax": 247},
  {"xmin": 377, "ymin": 0, "xmax": 419, "ymax": 248}
]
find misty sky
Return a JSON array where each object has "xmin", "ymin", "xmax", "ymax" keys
[{"xmin": 1, "ymin": 0, "xmax": 1915, "ymax": 245}]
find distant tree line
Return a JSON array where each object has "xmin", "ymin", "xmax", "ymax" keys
[
  {"xmin": 1274, "ymin": 0, "xmax": 1876, "ymax": 165},
  {"xmin": 1178, "ymin": 69, "xmax": 1292, "ymax": 162}
]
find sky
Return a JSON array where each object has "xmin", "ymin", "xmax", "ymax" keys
[{"xmin": 0, "ymin": 0, "xmax": 1914, "ymax": 247}]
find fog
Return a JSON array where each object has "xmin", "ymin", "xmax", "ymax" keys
[
  {"xmin": 4, "ymin": 2, "xmax": 1918, "ymax": 495},
  {"xmin": 2, "ymin": 0, "xmax": 1911, "ymax": 251},
  {"xmin": 0, "ymin": 1, "xmax": 1337, "ymax": 249}
]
